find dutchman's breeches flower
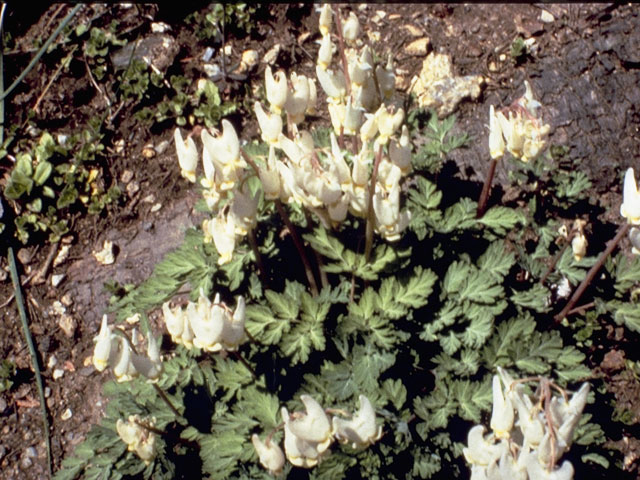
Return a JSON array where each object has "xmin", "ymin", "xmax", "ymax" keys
[
  {"xmin": 255, "ymin": 102, "xmax": 283, "ymax": 146},
  {"xmin": 490, "ymin": 374, "xmax": 514, "ymax": 439},
  {"xmin": 174, "ymin": 128, "xmax": 198, "ymax": 183},
  {"xmin": 621, "ymin": 167, "xmax": 640, "ymax": 224},
  {"xmin": 285, "ymin": 72, "xmax": 311, "ymax": 125},
  {"xmin": 265, "ymin": 66, "xmax": 289, "ymax": 114},
  {"xmin": 252, "ymin": 434, "xmax": 285, "ymax": 475},
  {"xmin": 489, "ymin": 105, "xmax": 505, "ymax": 159},
  {"xmin": 332, "ymin": 395, "xmax": 382, "ymax": 448}
]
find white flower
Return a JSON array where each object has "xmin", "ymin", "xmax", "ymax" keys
[
  {"xmin": 116, "ymin": 415, "xmax": 157, "ymax": 465},
  {"xmin": 621, "ymin": 168, "xmax": 640, "ymax": 224},
  {"xmin": 316, "ymin": 66, "xmax": 346, "ymax": 102},
  {"xmin": 571, "ymin": 232, "xmax": 587, "ymax": 261},
  {"xmin": 255, "ymin": 102, "xmax": 283, "ymax": 146},
  {"xmin": 278, "ymin": 133, "xmax": 306, "ymax": 165},
  {"xmin": 229, "ymin": 185, "xmax": 258, "ymax": 236},
  {"xmin": 374, "ymin": 105, "xmax": 404, "ymax": 146},
  {"xmin": 188, "ymin": 293, "xmax": 225, "ymax": 352},
  {"xmin": 204, "ymin": 215, "xmax": 237, "ymax": 265},
  {"xmin": 130, "ymin": 332, "xmax": 162, "ymax": 381},
  {"xmin": 318, "ymin": 4, "xmax": 332, "ymax": 37},
  {"xmin": 306, "ymin": 78, "xmax": 318, "ymax": 115},
  {"xmin": 463, "ymin": 425, "xmax": 504, "ymax": 467},
  {"xmin": 251, "ymin": 434, "xmax": 285, "ymax": 475},
  {"xmin": 259, "ymin": 146, "xmax": 282, "ymax": 200},
  {"xmin": 92, "ymin": 315, "xmax": 113, "ymax": 372},
  {"xmin": 328, "ymin": 101, "xmax": 345, "ymax": 135},
  {"xmin": 389, "ymin": 125, "xmax": 412, "ymax": 174},
  {"xmin": 174, "ymin": 128, "xmax": 198, "ymax": 183},
  {"xmin": 375, "ymin": 54, "xmax": 395, "ymax": 100},
  {"xmin": 489, "ymin": 105, "xmax": 505, "ymax": 159},
  {"xmin": 281, "ymin": 407, "xmax": 324, "ymax": 468},
  {"xmin": 317, "ymin": 33, "xmax": 334, "ymax": 70},
  {"xmin": 286, "ymin": 395, "xmax": 333, "ymax": 449},
  {"xmin": 221, "ymin": 296, "xmax": 246, "ymax": 350},
  {"xmin": 112, "ymin": 336, "xmax": 135, "ymax": 382},
  {"xmin": 490, "ymin": 374, "xmax": 514, "ymax": 439},
  {"xmin": 265, "ymin": 66, "xmax": 289, "ymax": 114},
  {"xmin": 332, "ymin": 395, "xmax": 382, "ymax": 448},
  {"xmin": 342, "ymin": 11, "xmax": 360, "ymax": 44},
  {"xmin": 360, "ymin": 113, "xmax": 378, "ymax": 144},
  {"xmin": 285, "ymin": 72, "xmax": 311, "ymax": 124},
  {"xmin": 343, "ymin": 98, "xmax": 363, "ymax": 136}
]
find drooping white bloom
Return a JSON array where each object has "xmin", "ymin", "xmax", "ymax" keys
[
  {"xmin": 621, "ymin": 168, "xmax": 640, "ymax": 225},
  {"xmin": 286, "ymin": 395, "xmax": 333, "ymax": 450},
  {"xmin": 93, "ymin": 315, "xmax": 113, "ymax": 372},
  {"xmin": 463, "ymin": 425, "xmax": 504, "ymax": 467},
  {"xmin": 259, "ymin": 146, "xmax": 282, "ymax": 200},
  {"xmin": 204, "ymin": 215, "xmax": 237, "ymax": 265},
  {"xmin": 375, "ymin": 54, "xmax": 395, "ymax": 100},
  {"xmin": 112, "ymin": 335, "xmax": 135, "ymax": 382},
  {"xmin": 251, "ymin": 434, "xmax": 285, "ymax": 475},
  {"xmin": 360, "ymin": 113, "xmax": 378, "ymax": 144},
  {"xmin": 571, "ymin": 232, "xmax": 587, "ymax": 261},
  {"xmin": 281, "ymin": 407, "xmax": 324, "ymax": 468},
  {"xmin": 332, "ymin": 395, "xmax": 382, "ymax": 448},
  {"xmin": 188, "ymin": 293, "xmax": 225, "ymax": 351},
  {"xmin": 374, "ymin": 105, "xmax": 404, "ymax": 146},
  {"xmin": 130, "ymin": 332, "xmax": 162, "ymax": 381},
  {"xmin": 265, "ymin": 66, "xmax": 289, "ymax": 114},
  {"xmin": 116, "ymin": 415, "xmax": 157, "ymax": 465},
  {"xmin": 328, "ymin": 101, "xmax": 345, "ymax": 135},
  {"xmin": 317, "ymin": 33, "xmax": 334, "ymax": 70},
  {"xmin": 489, "ymin": 105, "xmax": 505, "ymax": 159},
  {"xmin": 221, "ymin": 296, "xmax": 246, "ymax": 350},
  {"xmin": 343, "ymin": 97, "xmax": 363, "ymax": 136},
  {"xmin": 490, "ymin": 374, "xmax": 515, "ymax": 439},
  {"xmin": 342, "ymin": 11, "xmax": 360, "ymax": 44},
  {"xmin": 316, "ymin": 66, "xmax": 346, "ymax": 102},
  {"xmin": 255, "ymin": 101, "xmax": 283, "ymax": 146},
  {"xmin": 285, "ymin": 72, "xmax": 311, "ymax": 124},
  {"xmin": 629, "ymin": 227, "xmax": 640, "ymax": 255},
  {"xmin": 174, "ymin": 128, "xmax": 198, "ymax": 183},
  {"xmin": 389, "ymin": 125, "xmax": 412, "ymax": 174},
  {"xmin": 229, "ymin": 185, "xmax": 259, "ymax": 236},
  {"xmin": 306, "ymin": 77, "xmax": 318, "ymax": 115},
  {"xmin": 278, "ymin": 133, "xmax": 306, "ymax": 165},
  {"xmin": 318, "ymin": 3, "xmax": 332, "ymax": 37}
]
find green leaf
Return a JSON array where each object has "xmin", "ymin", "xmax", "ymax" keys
[
  {"xmin": 381, "ymin": 378, "xmax": 407, "ymax": 410},
  {"xmin": 477, "ymin": 241, "xmax": 515, "ymax": 281},
  {"xmin": 477, "ymin": 206, "xmax": 525, "ymax": 235},
  {"xmin": 33, "ymin": 160, "xmax": 53, "ymax": 185},
  {"xmin": 245, "ymin": 304, "xmax": 291, "ymax": 344},
  {"xmin": 281, "ymin": 292, "xmax": 327, "ymax": 364},
  {"xmin": 511, "ymin": 283, "xmax": 551, "ymax": 312},
  {"xmin": 581, "ymin": 453, "xmax": 609, "ymax": 469},
  {"xmin": 438, "ymin": 198, "xmax": 477, "ymax": 233},
  {"xmin": 614, "ymin": 252, "xmax": 640, "ymax": 293},
  {"xmin": 265, "ymin": 288, "xmax": 299, "ymax": 320},
  {"xmin": 613, "ymin": 303, "xmax": 640, "ymax": 333}
]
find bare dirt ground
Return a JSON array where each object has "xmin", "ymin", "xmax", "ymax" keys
[{"xmin": 1, "ymin": 3, "xmax": 640, "ymax": 479}]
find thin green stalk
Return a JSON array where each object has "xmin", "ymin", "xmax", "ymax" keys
[
  {"xmin": 554, "ymin": 222, "xmax": 630, "ymax": 322},
  {"xmin": 8, "ymin": 248, "xmax": 53, "ymax": 478},
  {"xmin": 0, "ymin": 4, "xmax": 83, "ymax": 101}
]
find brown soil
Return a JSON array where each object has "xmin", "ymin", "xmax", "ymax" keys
[{"xmin": 1, "ymin": 3, "xmax": 640, "ymax": 479}]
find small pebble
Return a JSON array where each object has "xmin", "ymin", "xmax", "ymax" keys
[
  {"xmin": 60, "ymin": 294, "xmax": 73, "ymax": 307},
  {"xmin": 47, "ymin": 355, "xmax": 57, "ymax": 369},
  {"xmin": 142, "ymin": 145, "xmax": 156, "ymax": 159},
  {"xmin": 150, "ymin": 203, "xmax": 162, "ymax": 213},
  {"xmin": 53, "ymin": 244, "xmax": 71, "ymax": 267},
  {"xmin": 20, "ymin": 456, "xmax": 32, "ymax": 469},
  {"xmin": 155, "ymin": 140, "xmax": 170, "ymax": 154},
  {"xmin": 58, "ymin": 315, "xmax": 76, "ymax": 338},
  {"xmin": 142, "ymin": 194, "xmax": 156, "ymax": 204},
  {"xmin": 126, "ymin": 181, "xmax": 140, "ymax": 196},
  {"xmin": 61, "ymin": 408, "xmax": 72, "ymax": 420},
  {"xmin": 151, "ymin": 22, "xmax": 170, "ymax": 33},
  {"xmin": 0, "ymin": 397, "xmax": 7, "ymax": 413},
  {"xmin": 44, "ymin": 387, "xmax": 51, "ymax": 399},
  {"xmin": 25, "ymin": 447, "xmax": 37, "ymax": 458},
  {"xmin": 120, "ymin": 170, "xmax": 134, "ymax": 184},
  {"xmin": 540, "ymin": 10, "xmax": 555, "ymax": 23},
  {"xmin": 52, "ymin": 368, "xmax": 65, "ymax": 380},
  {"xmin": 51, "ymin": 274, "xmax": 65, "ymax": 287}
]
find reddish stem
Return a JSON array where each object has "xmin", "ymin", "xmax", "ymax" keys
[
  {"xmin": 477, "ymin": 156, "xmax": 499, "ymax": 219},
  {"xmin": 364, "ymin": 144, "xmax": 383, "ymax": 262},
  {"xmin": 554, "ymin": 223, "xmax": 630, "ymax": 322}
]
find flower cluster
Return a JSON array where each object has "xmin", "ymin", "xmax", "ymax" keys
[
  {"xmin": 92, "ymin": 315, "xmax": 162, "ymax": 382},
  {"xmin": 116, "ymin": 415, "xmax": 157, "ymax": 465},
  {"xmin": 464, "ymin": 368, "xmax": 589, "ymax": 480},
  {"xmin": 252, "ymin": 394, "xmax": 382, "ymax": 474},
  {"xmin": 161, "ymin": 291, "xmax": 245, "ymax": 352},
  {"xmin": 175, "ymin": 122, "xmax": 258, "ymax": 265},
  {"xmin": 489, "ymin": 81, "xmax": 550, "ymax": 162}
]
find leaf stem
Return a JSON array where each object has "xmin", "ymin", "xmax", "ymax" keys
[
  {"xmin": 152, "ymin": 383, "xmax": 183, "ymax": 419},
  {"xmin": 476, "ymin": 156, "xmax": 499, "ymax": 219},
  {"xmin": 554, "ymin": 222, "xmax": 630, "ymax": 322}
]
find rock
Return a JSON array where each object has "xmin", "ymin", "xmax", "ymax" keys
[
  {"xmin": 44, "ymin": 387, "xmax": 51, "ymax": 399},
  {"xmin": 155, "ymin": 140, "xmax": 170, "ymax": 155},
  {"xmin": 262, "ymin": 43, "xmax": 281, "ymax": 65},
  {"xmin": 61, "ymin": 408, "xmax": 72, "ymax": 420},
  {"xmin": 20, "ymin": 455, "xmax": 32, "ymax": 469},
  {"xmin": 53, "ymin": 244, "xmax": 71, "ymax": 267},
  {"xmin": 151, "ymin": 22, "xmax": 170, "ymax": 33},
  {"xmin": 120, "ymin": 170, "xmax": 134, "ymax": 184},
  {"xmin": 0, "ymin": 397, "xmax": 7, "ymax": 413},
  {"xmin": 601, "ymin": 349, "xmax": 625, "ymax": 373},
  {"xmin": 111, "ymin": 34, "xmax": 178, "ymax": 72},
  {"xmin": 126, "ymin": 181, "xmax": 140, "ymax": 196},
  {"xmin": 60, "ymin": 293, "xmax": 73, "ymax": 307},
  {"xmin": 151, "ymin": 203, "xmax": 162, "ymax": 213},
  {"xmin": 51, "ymin": 274, "xmax": 65, "ymax": 287},
  {"xmin": 59, "ymin": 315, "xmax": 76, "ymax": 339},
  {"xmin": 142, "ymin": 144, "xmax": 156, "ymax": 159},
  {"xmin": 540, "ymin": 10, "xmax": 555, "ymax": 23},
  {"xmin": 404, "ymin": 37, "xmax": 430, "ymax": 56},
  {"xmin": 238, "ymin": 49, "xmax": 259, "ymax": 73},
  {"xmin": 410, "ymin": 52, "xmax": 484, "ymax": 118},
  {"xmin": 52, "ymin": 369, "xmax": 64, "ymax": 380},
  {"xmin": 47, "ymin": 355, "xmax": 57, "ymax": 369},
  {"xmin": 403, "ymin": 24, "xmax": 423, "ymax": 37},
  {"xmin": 93, "ymin": 240, "xmax": 116, "ymax": 265}
]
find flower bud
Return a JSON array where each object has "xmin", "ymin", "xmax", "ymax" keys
[
  {"xmin": 571, "ymin": 232, "xmax": 587, "ymax": 261},
  {"xmin": 316, "ymin": 66, "xmax": 346, "ymax": 102},
  {"xmin": 342, "ymin": 12, "xmax": 360, "ymax": 44},
  {"xmin": 489, "ymin": 105, "xmax": 505, "ymax": 159},
  {"xmin": 318, "ymin": 4, "xmax": 332, "ymax": 37},
  {"xmin": 254, "ymin": 102, "xmax": 283, "ymax": 146},
  {"xmin": 285, "ymin": 72, "xmax": 311, "ymax": 125},
  {"xmin": 252, "ymin": 434, "xmax": 285, "ymax": 475},
  {"xmin": 621, "ymin": 168, "xmax": 640, "ymax": 225},
  {"xmin": 265, "ymin": 66, "xmax": 289, "ymax": 114},
  {"xmin": 317, "ymin": 33, "xmax": 334, "ymax": 70},
  {"xmin": 93, "ymin": 315, "xmax": 113, "ymax": 372}
]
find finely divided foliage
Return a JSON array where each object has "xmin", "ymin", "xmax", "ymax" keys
[{"xmin": 55, "ymin": 4, "xmax": 640, "ymax": 480}]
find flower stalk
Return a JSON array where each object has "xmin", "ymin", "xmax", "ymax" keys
[
  {"xmin": 364, "ymin": 144, "xmax": 384, "ymax": 262},
  {"xmin": 476, "ymin": 156, "xmax": 498, "ymax": 219},
  {"xmin": 554, "ymin": 222, "xmax": 630, "ymax": 322}
]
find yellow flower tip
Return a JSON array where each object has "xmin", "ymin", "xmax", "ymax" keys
[{"xmin": 181, "ymin": 170, "xmax": 196, "ymax": 183}]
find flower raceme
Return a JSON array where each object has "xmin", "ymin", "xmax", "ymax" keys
[
  {"xmin": 464, "ymin": 368, "xmax": 589, "ymax": 480},
  {"xmin": 161, "ymin": 291, "xmax": 246, "ymax": 352},
  {"xmin": 253, "ymin": 394, "xmax": 382, "ymax": 473},
  {"xmin": 116, "ymin": 415, "xmax": 157, "ymax": 465},
  {"xmin": 92, "ymin": 315, "xmax": 162, "ymax": 382}
]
